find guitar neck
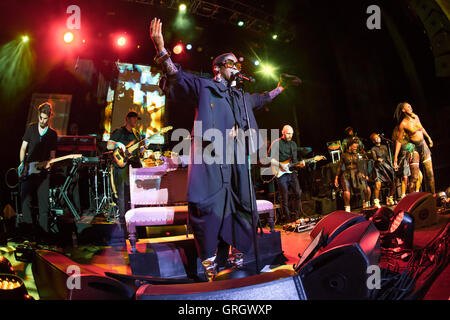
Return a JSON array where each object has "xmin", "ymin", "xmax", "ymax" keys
[
  {"xmin": 47, "ymin": 154, "xmax": 82, "ymax": 165},
  {"xmin": 290, "ymin": 157, "xmax": 315, "ymax": 167}
]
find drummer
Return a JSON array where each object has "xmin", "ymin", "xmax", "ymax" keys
[{"xmin": 334, "ymin": 138, "xmax": 372, "ymax": 212}]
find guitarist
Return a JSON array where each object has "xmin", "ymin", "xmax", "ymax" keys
[
  {"xmin": 18, "ymin": 102, "xmax": 58, "ymax": 244},
  {"xmin": 268, "ymin": 125, "xmax": 304, "ymax": 222},
  {"xmin": 107, "ymin": 111, "xmax": 143, "ymax": 232}
]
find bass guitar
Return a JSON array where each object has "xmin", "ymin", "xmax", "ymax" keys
[
  {"xmin": 18, "ymin": 154, "xmax": 83, "ymax": 181},
  {"xmin": 112, "ymin": 126, "xmax": 173, "ymax": 168}
]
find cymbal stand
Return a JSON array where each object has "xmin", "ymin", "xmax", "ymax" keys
[{"xmin": 95, "ymin": 164, "xmax": 117, "ymax": 220}]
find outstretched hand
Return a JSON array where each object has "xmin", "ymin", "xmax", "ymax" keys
[
  {"xmin": 278, "ymin": 73, "xmax": 302, "ymax": 90},
  {"xmin": 150, "ymin": 18, "xmax": 165, "ymax": 53}
]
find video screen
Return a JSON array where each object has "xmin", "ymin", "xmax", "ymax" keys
[{"xmin": 103, "ymin": 62, "xmax": 166, "ymax": 144}]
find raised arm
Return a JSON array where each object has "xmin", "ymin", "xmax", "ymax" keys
[{"xmin": 150, "ymin": 18, "xmax": 178, "ymax": 75}]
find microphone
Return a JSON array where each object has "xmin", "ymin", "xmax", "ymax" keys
[{"xmin": 231, "ymin": 70, "xmax": 256, "ymax": 83}]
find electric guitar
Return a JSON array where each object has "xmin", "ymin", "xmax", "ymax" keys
[
  {"xmin": 18, "ymin": 154, "xmax": 83, "ymax": 180},
  {"xmin": 112, "ymin": 126, "xmax": 173, "ymax": 168},
  {"xmin": 272, "ymin": 155, "xmax": 326, "ymax": 179}
]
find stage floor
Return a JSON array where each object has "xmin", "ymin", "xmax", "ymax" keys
[{"xmin": 1, "ymin": 211, "xmax": 449, "ymax": 300}]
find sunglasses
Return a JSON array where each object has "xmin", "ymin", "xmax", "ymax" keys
[{"xmin": 221, "ymin": 59, "xmax": 242, "ymax": 71}]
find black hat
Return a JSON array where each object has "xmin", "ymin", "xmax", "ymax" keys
[{"xmin": 126, "ymin": 111, "xmax": 141, "ymax": 120}]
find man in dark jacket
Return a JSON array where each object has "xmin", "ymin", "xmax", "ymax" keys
[{"xmin": 150, "ymin": 18, "xmax": 292, "ymax": 280}]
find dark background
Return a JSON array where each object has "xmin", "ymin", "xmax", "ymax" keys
[{"xmin": 1, "ymin": 0, "xmax": 449, "ymax": 211}]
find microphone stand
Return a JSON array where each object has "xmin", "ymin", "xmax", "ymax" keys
[{"xmin": 235, "ymin": 76, "xmax": 260, "ymax": 275}]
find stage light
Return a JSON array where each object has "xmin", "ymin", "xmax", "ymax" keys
[
  {"xmin": 21, "ymin": 35, "xmax": 29, "ymax": 43},
  {"xmin": 63, "ymin": 31, "xmax": 74, "ymax": 43},
  {"xmin": 272, "ymin": 34, "xmax": 278, "ymax": 40},
  {"xmin": 179, "ymin": 3, "xmax": 187, "ymax": 12},
  {"xmin": 186, "ymin": 44, "xmax": 192, "ymax": 50},
  {"xmin": 237, "ymin": 21, "xmax": 244, "ymax": 27},
  {"xmin": 173, "ymin": 44, "xmax": 184, "ymax": 55},
  {"xmin": 117, "ymin": 36, "xmax": 127, "ymax": 47},
  {"xmin": 257, "ymin": 63, "xmax": 278, "ymax": 80},
  {"xmin": 254, "ymin": 60, "xmax": 260, "ymax": 66},
  {"xmin": 262, "ymin": 64, "xmax": 274, "ymax": 75}
]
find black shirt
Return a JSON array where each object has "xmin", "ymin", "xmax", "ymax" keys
[
  {"xmin": 110, "ymin": 126, "xmax": 143, "ymax": 168},
  {"xmin": 269, "ymin": 138, "xmax": 298, "ymax": 163},
  {"xmin": 22, "ymin": 123, "xmax": 58, "ymax": 162}
]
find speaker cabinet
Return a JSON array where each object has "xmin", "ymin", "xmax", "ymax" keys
[
  {"xmin": 310, "ymin": 210, "xmax": 367, "ymax": 245},
  {"xmin": 298, "ymin": 221, "xmax": 380, "ymax": 300},
  {"xmin": 32, "ymin": 250, "xmax": 134, "ymax": 300},
  {"xmin": 128, "ymin": 239, "xmax": 202, "ymax": 279},
  {"xmin": 394, "ymin": 192, "xmax": 437, "ymax": 228},
  {"xmin": 135, "ymin": 269, "xmax": 305, "ymax": 300}
]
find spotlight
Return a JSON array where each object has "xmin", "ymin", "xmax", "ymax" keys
[
  {"xmin": 179, "ymin": 3, "xmax": 187, "ymax": 12},
  {"xmin": 254, "ymin": 60, "xmax": 260, "ymax": 66},
  {"xmin": 272, "ymin": 34, "xmax": 278, "ymax": 40},
  {"xmin": 63, "ymin": 31, "xmax": 74, "ymax": 43},
  {"xmin": 186, "ymin": 44, "xmax": 192, "ymax": 50},
  {"xmin": 173, "ymin": 43, "xmax": 184, "ymax": 55},
  {"xmin": 262, "ymin": 64, "xmax": 274, "ymax": 75},
  {"xmin": 237, "ymin": 21, "xmax": 244, "ymax": 27},
  {"xmin": 117, "ymin": 36, "xmax": 127, "ymax": 47},
  {"xmin": 21, "ymin": 35, "xmax": 29, "ymax": 43}
]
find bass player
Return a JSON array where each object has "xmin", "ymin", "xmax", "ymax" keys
[{"xmin": 107, "ymin": 111, "xmax": 143, "ymax": 237}]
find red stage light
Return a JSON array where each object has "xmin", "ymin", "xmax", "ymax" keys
[
  {"xmin": 173, "ymin": 44, "xmax": 184, "ymax": 55},
  {"xmin": 117, "ymin": 36, "xmax": 127, "ymax": 47},
  {"xmin": 63, "ymin": 32, "xmax": 74, "ymax": 43}
]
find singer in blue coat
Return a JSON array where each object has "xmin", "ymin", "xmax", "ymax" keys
[{"xmin": 150, "ymin": 18, "xmax": 289, "ymax": 277}]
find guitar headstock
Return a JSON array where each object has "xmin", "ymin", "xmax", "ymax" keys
[
  {"xmin": 159, "ymin": 126, "xmax": 173, "ymax": 134},
  {"xmin": 314, "ymin": 155, "xmax": 326, "ymax": 161}
]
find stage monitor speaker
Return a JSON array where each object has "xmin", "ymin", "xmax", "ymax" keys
[
  {"xmin": 394, "ymin": 192, "xmax": 437, "ymax": 228},
  {"xmin": 135, "ymin": 269, "xmax": 306, "ymax": 300},
  {"xmin": 128, "ymin": 238, "xmax": 203, "ymax": 279},
  {"xmin": 136, "ymin": 222, "xmax": 380, "ymax": 300},
  {"xmin": 32, "ymin": 250, "xmax": 134, "ymax": 300},
  {"xmin": 310, "ymin": 210, "xmax": 367, "ymax": 245},
  {"xmin": 297, "ymin": 221, "xmax": 380, "ymax": 300},
  {"xmin": 243, "ymin": 231, "xmax": 286, "ymax": 269}
]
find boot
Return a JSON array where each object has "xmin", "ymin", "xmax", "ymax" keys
[
  {"xmin": 374, "ymin": 198, "xmax": 381, "ymax": 208},
  {"xmin": 228, "ymin": 251, "xmax": 244, "ymax": 270},
  {"xmin": 201, "ymin": 256, "xmax": 218, "ymax": 282}
]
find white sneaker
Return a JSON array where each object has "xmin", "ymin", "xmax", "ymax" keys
[{"xmin": 374, "ymin": 198, "xmax": 381, "ymax": 208}]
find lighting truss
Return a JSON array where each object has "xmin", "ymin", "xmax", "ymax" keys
[{"xmin": 122, "ymin": 0, "xmax": 295, "ymax": 42}]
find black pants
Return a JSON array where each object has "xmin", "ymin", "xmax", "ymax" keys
[
  {"xmin": 276, "ymin": 172, "xmax": 302, "ymax": 219},
  {"xmin": 19, "ymin": 173, "xmax": 50, "ymax": 241}
]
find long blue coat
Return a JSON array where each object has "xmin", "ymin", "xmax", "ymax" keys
[{"xmin": 169, "ymin": 68, "xmax": 274, "ymax": 259}]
